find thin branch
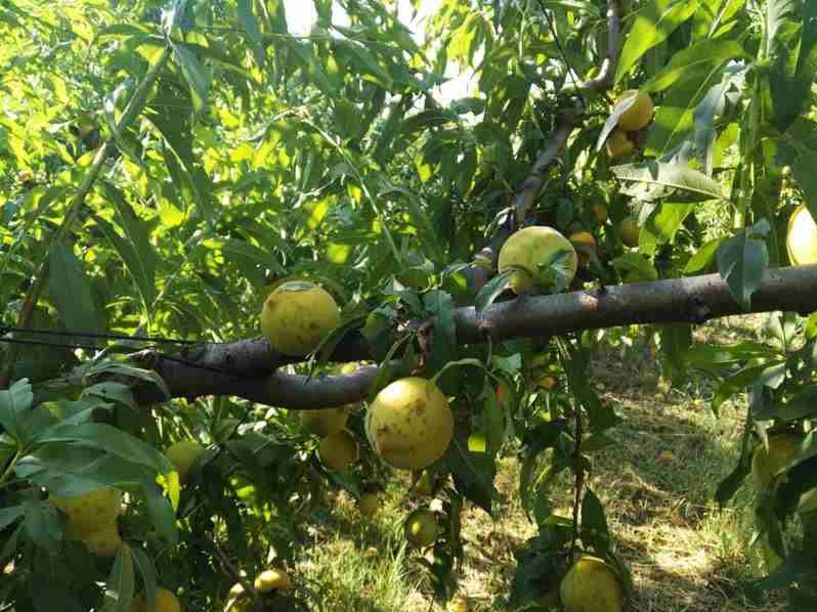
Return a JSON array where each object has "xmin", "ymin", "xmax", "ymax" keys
[
  {"xmin": 574, "ymin": 0, "xmax": 621, "ymax": 93},
  {"xmin": 127, "ymin": 266, "xmax": 817, "ymax": 409}
]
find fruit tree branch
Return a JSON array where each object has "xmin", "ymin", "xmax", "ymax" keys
[
  {"xmin": 473, "ymin": 0, "xmax": 621, "ymax": 271},
  {"xmin": 130, "ymin": 265, "xmax": 817, "ymax": 409}
]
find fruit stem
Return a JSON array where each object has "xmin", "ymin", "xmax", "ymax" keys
[{"xmin": 569, "ymin": 403, "xmax": 584, "ymax": 558}]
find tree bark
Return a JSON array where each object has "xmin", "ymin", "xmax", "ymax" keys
[{"xmin": 131, "ymin": 265, "xmax": 817, "ymax": 409}]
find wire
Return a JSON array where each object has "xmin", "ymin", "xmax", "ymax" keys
[
  {"xmin": 537, "ymin": 0, "xmax": 587, "ymax": 110},
  {"xmin": 0, "ymin": 324, "xmax": 199, "ymax": 345}
]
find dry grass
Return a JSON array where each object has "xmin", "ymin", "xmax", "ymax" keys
[{"xmin": 298, "ymin": 319, "xmax": 788, "ymax": 611}]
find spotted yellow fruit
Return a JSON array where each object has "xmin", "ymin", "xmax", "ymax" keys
[
  {"xmin": 605, "ymin": 129, "xmax": 634, "ymax": 159},
  {"xmin": 615, "ymin": 90, "xmax": 653, "ymax": 131},
  {"xmin": 569, "ymin": 231, "xmax": 597, "ymax": 267},
  {"xmin": 404, "ymin": 509, "xmax": 438, "ymax": 548},
  {"xmin": 752, "ymin": 433, "xmax": 802, "ymax": 491},
  {"xmin": 80, "ymin": 520, "xmax": 122, "ymax": 557},
  {"xmin": 51, "ymin": 487, "xmax": 122, "ymax": 534},
  {"xmin": 619, "ymin": 217, "xmax": 640, "ymax": 248},
  {"xmin": 786, "ymin": 205, "xmax": 817, "ymax": 266},
  {"xmin": 318, "ymin": 430, "xmax": 358, "ymax": 471},
  {"xmin": 497, "ymin": 226, "xmax": 578, "ymax": 294},
  {"xmin": 165, "ymin": 440, "xmax": 206, "ymax": 482},
  {"xmin": 559, "ymin": 555, "xmax": 624, "ymax": 612},
  {"xmin": 299, "ymin": 406, "xmax": 351, "ymax": 437},
  {"xmin": 366, "ymin": 377, "xmax": 453, "ymax": 470},
  {"xmin": 260, "ymin": 281, "xmax": 340, "ymax": 356},
  {"xmin": 254, "ymin": 568, "xmax": 292, "ymax": 593},
  {"xmin": 358, "ymin": 493, "xmax": 380, "ymax": 518},
  {"xmin": 127, "ymin": 587, "xmax": 181, "ymax": 612}
]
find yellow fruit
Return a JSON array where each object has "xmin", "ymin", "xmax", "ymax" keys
[
  {"xmin": 358, "ymin": 493, "xmax": 379, "ymax": 518},
  {"xmin": 591, "ymin": 203, "xmax": 609, "ymax": 224},
  {"xmin": 165, "ymin": 440, "xmax": 206, "ymax": 482},
  {"xmin": 127, "ymin": 587, "xmax": 181, "ymax": 612},
  {"xmin": 786, "ymin": 205, "xmax": 817, "ymax": 265},
  {"xmin": 339, "ymin": 362, "xmax": 357, "ymax": 375},
  {"xmin": 51, "ymin": 488, "xmax": 122, "ymax": 534},
  {"xmin": 537, "ymin": 375, "xmax": 557, "ymax": 390},
  {"xmin": 751, "ymin": 433, "xmax": 802, "ymax": 491},
  {"xmin": 615, "ymin": 90, "xmax": 653, "ymax": 131},
  {"xmin": 260, "ymin": 281, "xmax": 340, "ymax": 356},
  {"xmin": 447, "ymin": 593, "xmax": 471, "ymax": 612},
  {"xmin": 404, "ymin": 509, "xmax": 438, "ymax": 548},
  {"xmin": 619, "ymin": 217, "xmax": 640, "ymax": 248},
  {"xmin": 497, "ymin": 226, "xmax": 578, "ymax": 294},
  {"xmin": 366, "ymin": 377, "xmax": 453, "ymax": 470},
  {"xmin": 80, "ymin": 520, "xmax": 122, "ymax": 557},
  {"xmin": 605, "ymin": 129, "xmax": 635, "ymax": 159},
  {"xmin": 569, "ymin": 232, "xmax": 597, "ymax": 267},
  {"xmin": 254, "ymin": 568, "xmax": 292, "ymax": 593},
  {"xmin": 299, "ymin": 406, "xmax": 351, "ymax": 437},
  {"xmin": 318, "ymin": 430, "xmax": 358, "ymax": 471},
  {"xmin": 559, "ymin": 555, "xmax": 624, "ymax": 612}
]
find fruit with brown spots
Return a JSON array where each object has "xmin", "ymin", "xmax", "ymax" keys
[
  {"xmin": 366, "ymin": 377, "xmax": 453, "ymax": 470},
  {"xmin": 318, "ymin": 430, "xmax": 358, "ymax": 471},
  {"xmin": 260, "ymin": 281, "xmax": 340, "ymax": 356},
  {"xmin": 51, "ymin": 487, "xmax": 122, "ymax": 534},
  {"xmin": 614, "ymin": 90, "xmax": 653, "ymax": 131},
  {"xmin": 497, "ymin": 226, "xmax": 578, "ymax": 294},
  {"xmin": 559, "ymin": 555, "xmax": 623, "ymax": 612}
]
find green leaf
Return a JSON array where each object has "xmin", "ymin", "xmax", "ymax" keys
[
  {"xmin": 47, "ymin": 242, "xmax": 102, "ymax": 333},
  {"xmin": 423, "ymin": 291, "xmax": 458, "ymax": 392},
  {"xmin": 716, "ymin": 220, "xmax": 770, "ymax": 309},
  {"xmin": 34, "ymin": 422, "xmax": 173, "ymax": 474},
  {"xmin": 237, "ymin": 0, "xmax": 264, "ymax": 64},
  {"xmin": 640, "ymin": 202, "xmax": 695, "ymax": 256},
  {"xmin": 683, "ymin": 238, "xmax": 723, "ymax": 275},
  {"xmin": 22, "ymin": 499, "xmax": 61, "ymax": 549},
  {"xmin": 474, "ymin": 269, "xmax": 512, "ymax": 314},
  {"xmin": 615, "ymin": 0, "xmax": 700, "ymax": 83},
  {"xmin": 644, "ymin": 39, "xmax": 746, "ymax": 93},
  {"xmin": 103, "ymin": 543, "xmax": 135, "ymax": 612},
  {"xmin": 0, "ymin": 505, "xmax": 25, "ymax": 531},
  {"xmin": 143, "ymin": 481, "xmax": 178, "ymax": 545},
  {"xmin": 611, "ymin": 253, "xmax": 658, "ymax": 282},
  {"xmin": 444, "ymin": 436, "xmax": 497, "ymax": 513},
  {"xmin": 130, "ymin": 547, "xmax": 158, "ymax": 610},
  {"xmin": 173, "ymin": 44, "xmax": 211, "ymax": 111},
  {"xmin": 611, "ymin": 162, "xmax": 725, "ymax": 202},
  {"xmin": 580, "ymin": 488, "xmax": 612, "ymax": 553},
  {"xmin": 659, "ymin": 323, "xmax": 692, "ymax": 383},
  {"xmin": 0, "ymin": 378, "xmax": 33, "ymax": 442}
]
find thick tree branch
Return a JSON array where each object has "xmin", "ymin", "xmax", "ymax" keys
[
  {"xmin": 473, "ymin": 0, "xmax": 621, "ymax": 273},
  {"xmin": 131, "ymin": 266, "xmax": 817, "ymax": 409}
]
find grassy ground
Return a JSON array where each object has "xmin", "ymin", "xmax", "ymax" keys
[{"xmin": 297, "ymin": 318, "xmax": 786, "ymax": 611}]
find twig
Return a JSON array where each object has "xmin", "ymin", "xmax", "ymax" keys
[
  {"xmin": 212, "ymin": 541, "xmax": 264, "ymax": 611},
  {"xmin": 569, "ymin": 402, "xmax": 584, "ymax": 559}
]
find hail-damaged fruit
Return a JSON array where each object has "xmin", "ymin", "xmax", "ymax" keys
[
  {"xmin": 366, "ymin": 377, "xmax": 453, "ymax": 470},
  {"xmin": 260, "ymin": 280, "xmax": 340, "ymax": 355}
]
